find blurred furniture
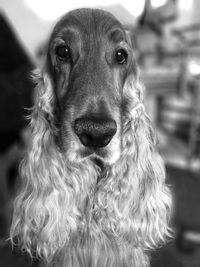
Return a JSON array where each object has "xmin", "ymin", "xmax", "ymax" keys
[
  {"xmin": 141, "ymin": 67, "xmax": 180, "ymax": 128},
  {"xmin": 138, "ymin": 21, "xmax": 200, "ymax": 171},
  {"xmin": 187, "ymin": 75, "xmax": 200, "ymax": 165},
  {"xmin": 172, "ymin": 23, "xmax": 200, "ymax": 168}
]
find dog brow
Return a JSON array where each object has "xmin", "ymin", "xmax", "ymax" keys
[{"xmin": 108, "ymin": 28, "xmax": 125, "ymax": 43}]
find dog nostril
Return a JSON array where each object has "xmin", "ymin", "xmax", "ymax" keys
[
  {"xmin": 80, "ymin": 133, "xmax": 94, "ymax": 147},
  {"xmin": 74, "ymin": 117, "xmax": 117, "ymax": 148},
  {"xmin": 80, "ymin": 133, "xmax": 113, "ymax": 148}
]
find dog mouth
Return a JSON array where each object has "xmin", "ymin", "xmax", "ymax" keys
[
  {"xmin": 77, "ymin": 144, "xmax": 120, "ymax": 165},
  {"xmin": 78, "ymin": 148, "xmax": 107, "ymax": 181},
  {"xmin": 79, "ymin": 147, "xmax": 108, "ymax": 160},
  {"xmin": 93, "ymin": 157, "xmax": 105, "ymax": 170}
]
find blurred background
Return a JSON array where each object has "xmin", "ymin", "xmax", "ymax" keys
[{"xmin": 0, "ymin": 0, "xmax": 200, "ymax": 266}]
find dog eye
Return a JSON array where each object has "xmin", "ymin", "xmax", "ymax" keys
[
  {"xmin": 55, "ymin": 45, "xmax": 71, "ymax": 61},
  {"xmin": 115, "ymin": 49, "xmax": 128, "ymax": 64}
]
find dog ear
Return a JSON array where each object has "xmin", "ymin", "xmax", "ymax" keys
[
  {"xmin": 123, "ymin": 82, "xmax": 173, "ymax": 248},
  {"xmin": 94, "ymin": 74, "xmax": 172, "ymax": 249},
  {"xmin": 10, "ymin": 67, "xmax": 78, "ymax": 260}
]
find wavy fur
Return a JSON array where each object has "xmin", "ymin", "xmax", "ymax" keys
[{"xmin": 10, "ymin": 8, "xmax": 172, "ymax": 267}]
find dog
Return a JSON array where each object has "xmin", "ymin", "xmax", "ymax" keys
[{"xmin": 10, "ymin": 8, "xmax": 172, "ymax": 267}]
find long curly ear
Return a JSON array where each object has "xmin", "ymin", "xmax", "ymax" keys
[
  {"xmin": 95, "ymin": 72, "xmax": 172, "ymax": 249},
  {"xmin": 122, "ymin": 76, "xmax": 173, "ymax": 248},
  {"xmin": 10, "ymin": 68, "xmax": 93, "ymax": 261}
]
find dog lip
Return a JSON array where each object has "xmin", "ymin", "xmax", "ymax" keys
[
  {"xmin": 79, "ymin": 147, "xmax": 108, "ymax": 160},
  {"xmin": 80, "ymin": 149, "xmax": 94, "ymax": 158}
]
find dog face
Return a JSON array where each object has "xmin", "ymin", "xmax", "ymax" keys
[{"xmin": 47, "ymin": 9, "xmax": 135, "ymax": 164}]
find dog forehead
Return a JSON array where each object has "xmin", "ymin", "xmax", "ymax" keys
[{"xmin": 53, "ymin": 8, "xmax": 125, "ymax": 40}]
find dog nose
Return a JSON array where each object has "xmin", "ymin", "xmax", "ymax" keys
[{"xmin": 74, "ymin": 117, "xmax": 117, "ymax": 148}]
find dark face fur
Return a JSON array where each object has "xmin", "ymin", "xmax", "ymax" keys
[{"xmin": 47, "ymin": 9, "xmax": 134, "ymax": 164}]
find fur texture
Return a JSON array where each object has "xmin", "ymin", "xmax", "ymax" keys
[{"xmin": 10, "ymin": 8, "xmax": 172, "ymax": 267}]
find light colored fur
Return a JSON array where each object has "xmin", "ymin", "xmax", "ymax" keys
[{"xmin": 10, "ymin": 10, "xmax": 172, "ymax": 267}]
